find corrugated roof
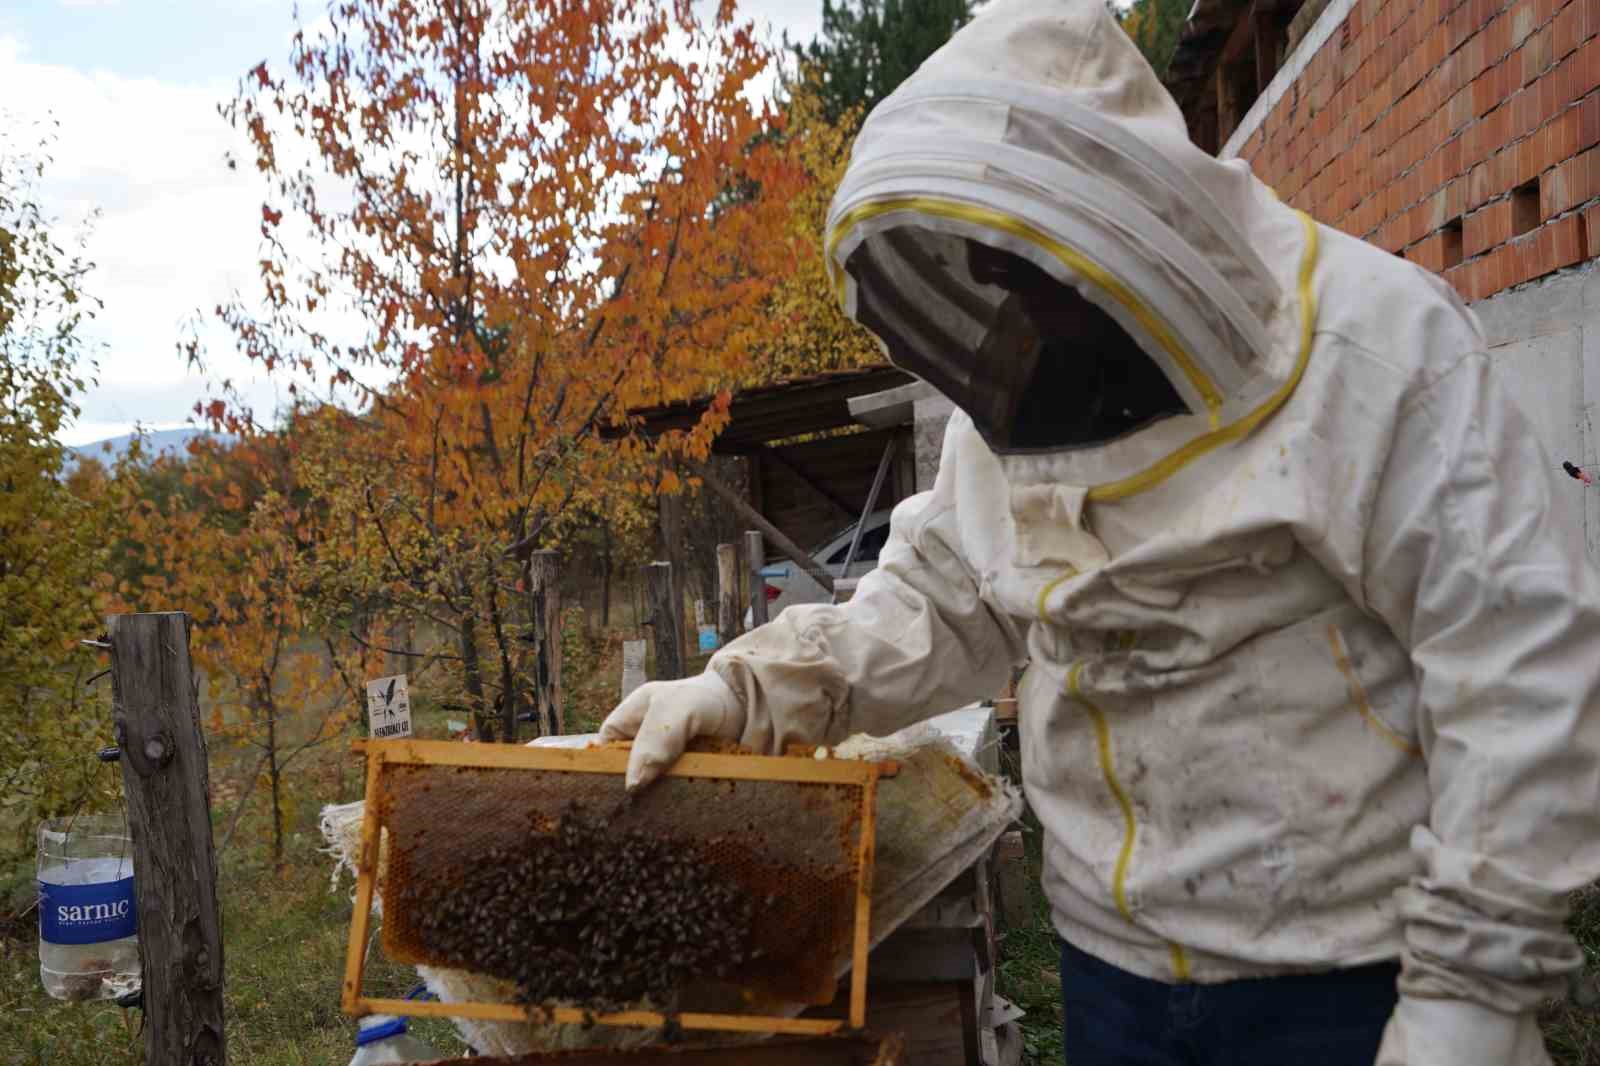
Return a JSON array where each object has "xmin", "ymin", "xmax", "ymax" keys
[{"xmin": 609, "ymin": 365, "xmax": 918, "ymax": 453}]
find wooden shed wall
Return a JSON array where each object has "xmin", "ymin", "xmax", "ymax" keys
[{"xmin": 751, "ymin": 427, "xmax": 916, "ymax": 560}]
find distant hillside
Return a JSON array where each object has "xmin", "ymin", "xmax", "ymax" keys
[{"xmin": 68, "ymin": 427, "xmax": 232, "ymax": 467}]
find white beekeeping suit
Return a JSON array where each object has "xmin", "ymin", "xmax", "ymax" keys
[{"xmin": 602, "ymin": 1, "xmax": 1600, "ymax": 1061}]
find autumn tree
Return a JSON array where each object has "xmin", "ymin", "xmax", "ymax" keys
[
  {"xmin": 0, "ymin": 130, "xmax": 133, "ymax": 855},
  {"xmin": 745, "ymin": 79, "xmax": 883, "ymax": 383},
  {"xmin": 1119, "ymin": 0, "xmax": 1192, "ymax": 74},
  {"xmin": 791, "ymin": 0, "xmax": 973, "ymax": 128},
  {"xmin": 206, "ymin": 0, "xmax": 804, "ymax": 740},
  {"xmin": 122, "ymin": 430, "xmax": 371, "ymax": 867}
]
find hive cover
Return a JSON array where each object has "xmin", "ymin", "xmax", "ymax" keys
[{"xmin": 341, "ymin": 739, "xmax": 889, "ymax": 1036}]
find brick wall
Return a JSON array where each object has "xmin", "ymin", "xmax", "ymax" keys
[{"xmin": 1233, "ymin": 0, "xmax": 1600, "ymax": 302}]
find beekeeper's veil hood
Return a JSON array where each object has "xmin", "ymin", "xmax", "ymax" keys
[{"xmin": 827, "ymin": 0, "xmax": 1309, "ymax": 479}]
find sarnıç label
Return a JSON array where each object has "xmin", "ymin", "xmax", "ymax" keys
[{"xmin": 39, "ymin": 877, "xmax": 137, "ymax": 945}]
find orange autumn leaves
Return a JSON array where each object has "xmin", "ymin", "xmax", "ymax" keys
[{"xmin": 179, "ymin": 0, "xmax": 844, "ymax": 745}]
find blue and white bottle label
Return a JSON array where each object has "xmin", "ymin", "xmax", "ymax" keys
[{"xmin": 38, "ymin": 877, "xmax": 137, "ymax": 945}]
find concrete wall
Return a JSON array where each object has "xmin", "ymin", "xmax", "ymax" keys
[
  {"xmin": 1470, "ymin": 261, "xmax": 1600, "ymax": 555},
  {"xmin": 913, "ymin": 393, "xmax": 957, "ymax": 493}
]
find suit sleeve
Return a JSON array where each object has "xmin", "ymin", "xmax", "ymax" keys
[{"xmin": 1361, "ymin": 351, "xmax": 1600, "ymax": 1015}]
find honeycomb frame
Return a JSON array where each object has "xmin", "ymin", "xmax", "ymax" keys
[{"xmin": 340, "ymin": 738, "xmax": 889, "ymax": 1035}]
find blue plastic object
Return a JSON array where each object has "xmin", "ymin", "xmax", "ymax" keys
[{"xmin": 355, "ymin": 1015, "xmax": 408, "ymax": 1046}]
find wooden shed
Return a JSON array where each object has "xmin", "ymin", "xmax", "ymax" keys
[{"xmin": 615, "ymin": 366, "xmax": 919, "ymax": 572}]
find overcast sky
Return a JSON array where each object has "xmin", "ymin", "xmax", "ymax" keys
[{"xmin": 0, "ymin": 0, "xmax": 824, "ymax": 446}]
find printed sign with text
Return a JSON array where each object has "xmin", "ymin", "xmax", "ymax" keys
[{"xmin": 366, "ymin": 674, "xmax": 413, "ymax": 740}]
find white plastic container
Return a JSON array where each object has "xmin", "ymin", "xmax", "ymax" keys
[
  {"xmin": 347, "ymin": 1014, "xmax": 445, "ymax": 1064},
  {"xmin": 36, "ymin": 814, "xmax": 141, "ymax": 1002}
]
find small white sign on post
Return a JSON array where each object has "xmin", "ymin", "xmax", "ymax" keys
[
  {"xmin": 620, "ymin": 640, "xmax": 648, "ymax": 700},
  {"xmin": 366, "ymin": 674, "xmax": 413, "ymax": 740}
]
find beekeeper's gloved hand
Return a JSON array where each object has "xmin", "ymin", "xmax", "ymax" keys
[
  {"xmin": 598, "ymin": 671, "xmax": 745, "ymax": 790},
  {"xmin": 1374, "ymin": 996, "xmax": 1551, "ymax": 1066}
]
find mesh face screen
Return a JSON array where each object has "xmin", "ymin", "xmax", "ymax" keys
[{"xmin": 373, "ymin": 761, "xmax": 866, "ymax": 1010}]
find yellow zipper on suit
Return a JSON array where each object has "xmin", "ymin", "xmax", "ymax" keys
[{"xmin": 1002, "ymin": 210, "xmax": 1322, "ymax": 983}]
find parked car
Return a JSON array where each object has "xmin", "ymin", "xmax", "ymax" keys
[{"xmin": 744, "ymin": 510, "xmax": 894, "ymax": 628}]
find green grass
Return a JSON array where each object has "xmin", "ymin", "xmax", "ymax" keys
[
  {"xmin": 996, "ymin": 816, "xmax": 1065, "ymax": 1065},
  {"xmin": 1, "ymin": 772, "xmax": 470, "ymax": 1066},
  {"xmin": 1543, "ymin": 885, "xmax": 1600, "ymax": 1066},
  {"xmin": 995, "ymin": 738, "xmax": 1065, "ymax": 1066}
]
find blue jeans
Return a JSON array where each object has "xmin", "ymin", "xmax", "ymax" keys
[{"xmin": 1059, "ymin": 939, "xmax": 1399, "ymax": 1065}]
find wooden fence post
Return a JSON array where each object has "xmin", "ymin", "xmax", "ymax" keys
[
  {"xmin": 745, "ymin": 531, "xmax": 769, "ymax": 628},
  {"xmin": 645, "ymin": 561, "xmax": 685, "ymax": 680},
  {"xmin": 530, "ymin": 549, "xmax": 564, "ymax": 737},
  {"xmin": 716, "ymin": 543, "xmax": 740, "ymax": 647},
  {"xmin": 107, "ymin": 611, "xmax": 226, "ymax": 1065}
]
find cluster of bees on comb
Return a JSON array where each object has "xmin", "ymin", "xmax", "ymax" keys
[{"xmin": 397, "ymin": 801, "xmax": 758, "ymax": 1010}]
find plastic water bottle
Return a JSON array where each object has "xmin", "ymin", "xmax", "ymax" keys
[
  {"xmin": 36, "ymin": 814, "xmax": 141, "ymax": 1002},
  {"xmin": 347, "ymin": 1013, "xmax": 446, "ymax": 1064}
]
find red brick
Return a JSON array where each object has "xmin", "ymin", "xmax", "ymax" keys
[
  {"xmin": 1469, "ymin": 262, "xmax": 1492, "ymax": 301},
  {"xmin": 1485, "ymin": 12, "xmax": 1509, "ymax": 57},
  {"xmin": 1517, "ymin": 133, "xmax": 1544, "ymax": 182},
  {"xmin": 1584, "ymin": 203, "xmax": 1600, "ymax": 258},
  {"xmin": 1582, "ymin": 92, "xmax": 1600, "ymax": 150},
  {"xmin": 1580, "ymin": 38, "xmax": 1600, "ymax": 95},
  {"xmin": 1551, "ymin": 212, "xmax": 1586, "ymax": 267},
  {"xmin": 1555, "ymin": 2, "xmax": 1583, "ymax": 57},
  {"xmin": 1514, "ymin": 85, "xmax": 1539, "ymax": 136},
  {"xmin": 1485, "ymin": 244, "xmax": 1511, "ymax": 293},
  {"xmin": 1501, "ymin": 139, "xmax": 1524, "ymax": 187},
  {"xmin": 1516, "ymin": 231, "xmax": 1543, "ymax": 282},
  {"xmin": 1411, "ymin": 199, "xmax": 1439, "ymax": 243},
  {"xmin": 1465, "ymin": 197, "xmax": 1515, "ymax": 253},
  {"xmin": 1511, "ymin": 0, "xmax": 1539, "ymax": 47},
  {"xmin": 1429, "ymin": 18, "xmax": 1451, "ymax": 64},
  {"xmin": 1470, "ymin": 256, "xmax": 1494, "ymax": 301},
  {"xmin": 1468, "ymin": 159, "xmax": 1494, "ymax": 206},
  {"xmin": 1407, "ymin": 231, "xmax": 1448, "ymax": 271},
  {"xmin": 1548, "ymin": 105, "xmax": 1583, "ymax": 163},
  {"xmin": 1510, "ymin": 237, "xmax": 1537, "ymax": 286},
  {"xmin": 1526, "ymin": 25, "xmax": 1554, "ymax": 79},
  {"xmin": 1494, "ymin": 99, "xmax": 1517, "ymax": 146},
  {"xmin": 1571, "ymin": 145, "xmax": 1600, "ymax": 204},
  {"xmin": 1543, "ymin": 156, "xmax": 1574, "ymax": 213}
]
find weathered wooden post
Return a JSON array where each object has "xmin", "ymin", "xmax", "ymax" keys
[
  {"xmin": 530, "ymin": 549, "xmax": 564, "ymax": 736},
  {"xmin": 107, "ymin": 611, "xmax": 225, "ymax": 1065},
  {"xmin": 745, "ymin": 530, "xmax": 770, "ymax": 628},
  {"xmin": 645, "ymin": 561, "xmax": 686, "ymax": 680},
  {"xmin": 716, "ymin": 543, "xmax": 740, "ymax": 647},
  {"xmin": 659, "ymin": 464, "xmax": 690, "ymax": 666}
]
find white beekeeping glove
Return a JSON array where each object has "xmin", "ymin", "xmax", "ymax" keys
[
  {"xmin": 599, "ymin": 671, "xmax": 745, "ymax": 790},
  {"xmin": 1374, "ymin": 996, "xmax": 1551, "ymax": 1066}
]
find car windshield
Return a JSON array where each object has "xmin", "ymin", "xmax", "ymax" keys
[{"xmin": 823, "ymin": 522, "xmax": 891, "ymax": 566}]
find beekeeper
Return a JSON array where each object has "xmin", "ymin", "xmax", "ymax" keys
[{"xmin": 600, "ymin": 0, "xmax": 1600, "ymax": 1062}]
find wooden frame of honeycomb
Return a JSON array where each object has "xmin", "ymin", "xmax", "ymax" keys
[{"xmin": 341, "ymin": 739, "xmax": 889, "ymax": 1036}]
